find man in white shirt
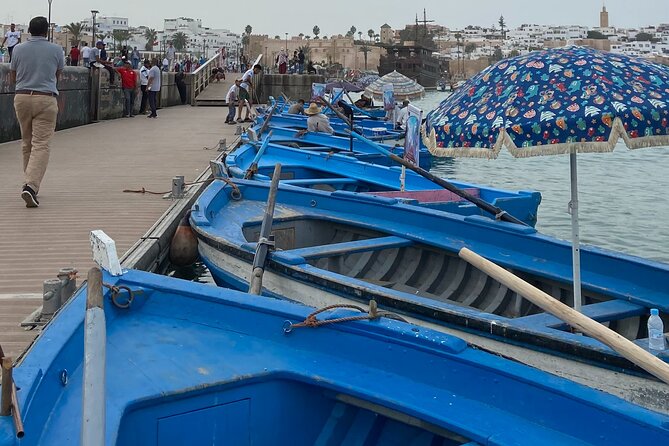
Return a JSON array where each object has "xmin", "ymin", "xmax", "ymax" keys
[
  {"xmin": 225, "ymin": 79, "xmax": 241, "ymax": 124},
  {"xmin": 139, "ymin": 59, "xmax": 151, "ymax": 114},
  {"xmin": 395, "ymin": 100, "xmax": 410, "ymax": 131},
  {"xmin": 146, "ymin": 58, "xmax": 162, "ymax": 118},
  {"xmin": 1, "ymin": 23, "xmax": 22, "ymax": 62},
  {"xmin": 304, "ymin": 103, "xmax": 334, "ymax": 135},
  {"xmin": 237, "ymin": 64, "xmax": 262, "ymax": 123},
  {"xmin": 81, "ymin": 42, "xmax": 91, "ymax": 67},
  {"xmin": 166, "ymin": 43, "xmax": 176, "ymax": 71}
]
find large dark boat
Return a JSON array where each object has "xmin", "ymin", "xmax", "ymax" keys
[{"xmin": 378, "ymin": 43, "xmax": 442, "ymax": 88}]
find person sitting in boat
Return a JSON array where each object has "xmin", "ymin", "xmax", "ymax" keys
[
  {"xmin": 301, "ymin": 102, "xmax": 334, "ymax": 135},
  {"xmin": 396, "ymin": 100, "xmax": 411, "ymax": 131},
  {"xmin": 354, "ymin": 94, "xmax": 373, "ymax": 108},
  {"xmin": 287, "ymin": 99, "xmax": 305, "ymax": 115}
]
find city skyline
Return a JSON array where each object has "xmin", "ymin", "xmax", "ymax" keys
[{"xmin": 3, "ymin": 0, "xmax": 669, "ymax": 36}]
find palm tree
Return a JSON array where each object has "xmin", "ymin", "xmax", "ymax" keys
[
  {"xmin": 367, "ymin": 29, "xmax": 374, "ymax": 41},
  {"xmin": 245, "ymin": 25, "xmax": 252, "ymax": 36},
  {"xmin": 349, "ymin": 26, "xmax": 357, "ymax": 36},
  {"xmin": 63, "ymin": 22, "xmax": 85, "ymax": 45},
  {"xmin": 498, "ymin": 15, "xmax": 506, "ymax": 40},
  {"xmin": 358, "ymin": 43, "xmax": 371, "ymax": 70},
  {"xmin": 313, "ymin": 25, "xmax": 320, "ymax": 39},
  {"xmin": 298, "ymin": 33, "xmax": 304, "ymax": 39},
  {"xmin": 144, "ymin": 28, "xmax": 157, "ymax": 51},
  {"xmin": 111, "ymin": 29, "xmax": 131, "ymax": 56},
  {"xmin": 274, "ymin": 35, "xmax": 280, "ymax": 40},
  {"xmin": 172, "ymin": 31, "xmax": 188, "ymax": 51}
]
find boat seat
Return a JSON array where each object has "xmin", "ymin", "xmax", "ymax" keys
[
  {"xmin": 277, "ymin": 236, "xmax": 414, "ymax": 262},
  {"xmin": 515, "ymin": 300, "xmax": 646, "ymax": 329},
  {"xmin": 282, "ymin": 178, "xmax": 359, "ymax": 186},
  {"xmin": 364, "ymin": 189, "xmax": 480, "ymax": 203}
]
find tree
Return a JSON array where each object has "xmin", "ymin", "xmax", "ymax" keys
[
  {"xmin": 111, "ymin": 29, "xmax": 131, "ymax": 56},
  {"xmin": 299, "ymin": 33, "xmax": 304, "ymax": 39},
  {"xmin": 509, "ymin": 49, "xmax": 520, "ymax": 57},
  {"xmin": 368, "ymin": 29, "xmax": 374, "ymax": 41},
  {"xmin": 313, "ymin": 25, "xmax": 320, "ymax": 39},
  {"xmin": 274, "ymin": 35, "xmax": 280, "ymax": 40},
  {"xmin": 172, "ymin": 31, "xmax": 188, "ymax": 51},
  {"xmin": 635, "ymin": 32, "xmax": 657, "ymax": 42},
  {"xmin": 491, "ymin": 47, "xmax": 503, "ymax": 62},
  {"xmin": 245, "ymin": 25, "xmax": 252, "ymax": 36},
  {"xmin": 358, "ymin": 43, "xmax": 371, "ymax": 70},
  {"xmin": 587, "ymin": 30, "xmax": 607, "ymax": 39},
  {"xmin": 305, "ymin": 35, "xmax": 311, "ymax": 40},
  {"xmin": 63, "ymin": 22, "xmax": 85, "ymax": 45},
  {"xmin": 144, "ymin": 28, "xmax": 157, "ymax": 51},
  {"xmin": 498, "ymin": 15, "xmax": 506, "ymax": 40},
  {"xmin": 349, "ymin": 26, "xmax": 357, "ymax": 36},
  {"xmin": 464, "ymin": 42, "xmax": 476, "ymax": 59}
]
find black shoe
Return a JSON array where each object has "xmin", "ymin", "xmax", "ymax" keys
[{"xmin": 21, "ymin": 186, "xmax": 39, "ymax": 208}]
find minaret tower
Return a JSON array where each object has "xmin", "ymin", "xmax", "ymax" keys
[{"xmin": 600, "ymin": 3, "xmax": 609, "ymax": 28}]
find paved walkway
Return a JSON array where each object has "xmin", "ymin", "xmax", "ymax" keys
[{"xmin": 0, "ymin": 105, "xmax": 237, "ymax": 358}]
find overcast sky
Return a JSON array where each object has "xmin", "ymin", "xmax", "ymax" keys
[{"xmin": 4, "ymin": 0, "xmax": 669, "ymax": 36}]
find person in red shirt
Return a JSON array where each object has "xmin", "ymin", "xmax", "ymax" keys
[
  {"xmin": 116, "ymin": 60, "xmax": 137, "ymax": 117},
  {"xmin": 69, "ymin": 44, "xmax": 80, "ymax": 66}
]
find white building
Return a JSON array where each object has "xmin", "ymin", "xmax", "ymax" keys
[{"xmin": 82, "ymin": 16, "xmax": 129, "ymax": 34}]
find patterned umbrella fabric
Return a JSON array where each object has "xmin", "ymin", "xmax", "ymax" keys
[
  {"xmin": 423, "ymin": 46, "xmax": 669, "ymax": 158},
  {"xmin": 357, "ymin": 74, "xmax": 380, "ymax": 88},
  {"xmin": 365, "ymin": 70, "xmax": 425, "ymax": 101}
]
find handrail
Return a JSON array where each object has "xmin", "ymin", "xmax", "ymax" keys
[{"xmin": 190, "ymin": 53, "xmax": 222, "ymax": 106}]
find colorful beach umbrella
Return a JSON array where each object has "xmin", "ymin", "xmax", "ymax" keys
[
  {"xmin": 423, "ymin": 45, "xmax": 669, "ymax": 310},
  {"xmin": 365, "ymin": 70, "xmax": 425, "ymax": 101}
]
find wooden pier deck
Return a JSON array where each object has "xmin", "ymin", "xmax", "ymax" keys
[{"xmin": 0, "ymin": 105, "xmax": 238, "ymax": 358}]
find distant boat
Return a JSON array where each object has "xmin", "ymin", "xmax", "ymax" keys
[
  {"xmin": 223, "ymin": 130, "xmax": 541, "ymax": 226},
  {"xmin": 192, "ymin": 180, "xmax": 669, "ymax": 397},
  {"xmin": 3, "ymin": 267, "xmax": 668, "ymax": 444}
]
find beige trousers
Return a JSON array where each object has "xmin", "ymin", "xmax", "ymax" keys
[{"xmin": 13, "ymin": 94, "xmax": 59, "ymax": 193}]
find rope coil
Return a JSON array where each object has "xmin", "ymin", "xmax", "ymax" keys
[{"xmin": 283, "ymin": 301, "xmax": 407, "ymax": 333}]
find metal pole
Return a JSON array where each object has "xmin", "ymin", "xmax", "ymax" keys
[
  {"xmin": 569, "ymin": 149, "xmax": 582, "ymax": 312},
  {"xmin": 48, "ymin": 0, "xmax": 53, "ymax": 42},
  {"xmin": 81, "ymin": 267, "xmax": 106, "ymax": 446},
  {"xmin": 285, "ymin": 33, "xmax": 288, "ymax": 52}
]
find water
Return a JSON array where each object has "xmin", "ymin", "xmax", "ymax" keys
[{"xmin": 414, "ymin": 92, "xmax": 669, "ymax": 264}]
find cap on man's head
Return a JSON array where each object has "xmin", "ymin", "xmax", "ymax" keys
[{"xmin": 96, "ymin": 41, "xmax": 104, "ymax": 45}]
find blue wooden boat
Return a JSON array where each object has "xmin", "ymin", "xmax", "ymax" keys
[
  {"xmin": 2, "ymin": 268, "xmax": 669, "ymax": 444},
  {"xmin": 256, "ymin": 113, "xmax": 404, "ymax": 142},
  {"xmin": 191, "ymin": 179, "xmax": 669, "ymax": 378},
  {"xmin": 255, "ymin": 124, "xmax": 433, "ymax": 170},
  {"xmin": 224, "ymin": 135, "xmax": 541, "ymax": 226}
]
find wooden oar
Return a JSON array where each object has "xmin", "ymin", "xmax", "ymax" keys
[
  {"xmin": 244, "ymin": 131, "xmax": 273, "ymax": 179},
  {"xmin": 257, "ymin": 102, "xmax": 278, "ymax": 138},
  {"xmin": 249, "ymin": 164, "xmax": 282, "ymax": 295},
  {"xmin": 348, "ymin": 131, "xmax": 527, "ymax": 226},
  {"xmin": 459, "ymin": 247, "xmax": 669, "ymax": 385},
  {"xmin": 317, "ymin": 96, "xmax": 353, "ymax": 127}
]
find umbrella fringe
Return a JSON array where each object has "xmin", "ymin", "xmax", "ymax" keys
[{"xmin": 422, "ymin": 117, "xmax": 669, "ymax": 159}]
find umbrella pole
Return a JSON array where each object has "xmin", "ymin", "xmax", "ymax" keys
[{"xmin": 569, "ymin": 149, "xmax": 582, "ymax": 312}]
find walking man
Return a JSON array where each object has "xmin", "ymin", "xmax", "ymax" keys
[
  {"xmin": 146, "ymin": 58, "xmax": 161, "ymax": 118},
  {"xmin": 237, "ymin": 64, "xmax": 262, "ymax": 123},
  {"xmin": 69, "ymin": 44, "xmax": 80, "ymax": 66},
  {"xmin": 131, "ymin": 46, "xmax": 141, "ymax": 69},
  {"xmin": 10, "ymin": 16, "xmax": 64, "ymax": 207},
  {"xmin": 1, "ymin": 23, "xmax": 22, "ymax": 62},
  {"xmin": 139, "ymin": 59, "xmax": 150, "ymax": 114}
]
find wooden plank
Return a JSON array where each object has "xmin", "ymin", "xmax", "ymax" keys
[
  {"xmin": 284, "ymin": 236, "xmax": 413, "ymax": 260},
  {"xmin": 0, "ymin": 105, "xmax": 237, "ymax": 357}
]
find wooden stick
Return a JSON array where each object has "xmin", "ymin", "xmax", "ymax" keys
[
  {"xmin": 11, "ymin": 382, "xmax": 24, "ymax": 438},
  {"xmin": 459, "ymin": 247, "xmax": 669, "ymax": 385},
  {"xmin": 317, "ymin": 96, "xmax": 352, "ymax": 127},
  {"xmin": 82, "ymin": 267, "xmax": 106, "ymax": 446},
  {"xmin": 1, "ymin": 357, "xmax": 12, "ymax": 416}
]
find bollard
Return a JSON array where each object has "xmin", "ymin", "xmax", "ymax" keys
[
  {"xmin": 57, "ymin": 267, "xmax": 78, "ymax": 306},
  {"xmin": 42, "ymin": 278, "xmax": 62, "ymax": 316},
  {"xmin": 171, "ymin": 176, "xmax": 185, "ymax": 199},
  {"xmin": 218, "ymin": 138, "xmax": 227, "ymax": 152}
]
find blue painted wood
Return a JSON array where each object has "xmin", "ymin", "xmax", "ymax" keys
[
  {"xmin": 191, "ymin": 180, "xmax": 669, "ymax": 369},
  {"xmin": 226, "ymin": 134, "xmax": 541, "ymax": 226},
  {"xmin": 285, "ymin": 236, "xmax": 413, "ymax": 260},
  {"xmin": 2, "ymin": 269, "xmax": 669, "ymax": 444}
]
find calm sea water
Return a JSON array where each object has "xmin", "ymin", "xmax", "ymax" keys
[{"xmin": 414, "ymin": 91, "xmax": 669, "ymax": 264}]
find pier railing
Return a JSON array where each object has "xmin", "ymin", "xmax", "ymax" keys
[{"xmin": 190, "ymin": 54, "xmax": 221, "ymax": 106}]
